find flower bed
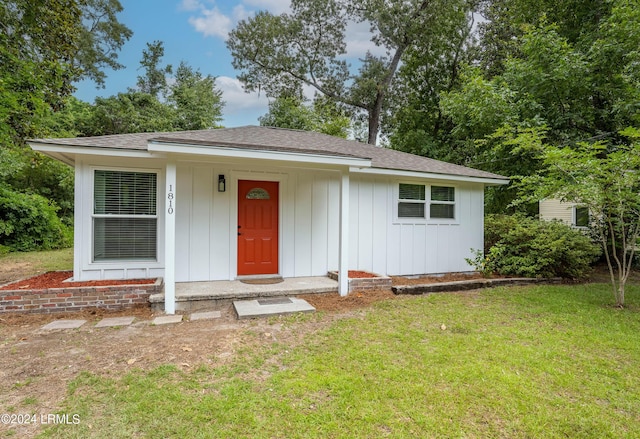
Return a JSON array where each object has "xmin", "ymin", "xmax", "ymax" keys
[
  {"xmin": 327, "ymin": 270, "xmax": 392, "ymax": 292},
  {"xmin": 0, "ymin": 271, "xmax": 162, "ymax": 315}
]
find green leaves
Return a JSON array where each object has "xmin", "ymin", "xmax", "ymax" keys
[
  {"xmin": 228, "ymin": 0, "xmax": 473, "ymax": 144},
  {"xmin": 469, "ymin": 214, "xmax": 601, "ymax": 279},
  {"xmin": 516, "ymin": 133, "xmax": 640, "ymax": 306},
  {"xmin": 0, "ymin": 187, "xmax": 72, "ymax": 251},
  {"xmin": 259, "ymin": 95, "xmax": 350, "ymax": 138}
]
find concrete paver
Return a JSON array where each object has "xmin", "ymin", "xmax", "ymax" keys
[
  {"xmin": 40, "ymin": 320, "xmax": 86, "ymax": 331},
  {"xmin": 95, "ymin": 316, "xmax": 135, "ymax": 328},
  {"xmin": 233, "ymin": 297, "xmax": 315, "ymax": 319},
  {"xmin": 152, "ymin": 315, "xmax": 183, "ymax": 325},
  {"xmin": 189, "ymin": 311, "xmax": 221, "ymax": 321}
]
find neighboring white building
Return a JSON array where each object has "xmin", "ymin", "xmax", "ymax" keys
[
  {"xmin": 29, "ymin": 126, "xmax": 509, "ymax": 313},
  {"xmin": 539, "ymin": 198, "xmax": 590, "ymax": 228}
]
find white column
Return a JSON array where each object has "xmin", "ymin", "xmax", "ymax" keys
[
  {"xmin": 164, "ymin": 161, "xmax": 177, "ymax": 314},
  {"xmin": 339, "ymin": 171, "xmax": 350, "ymax": 296}
]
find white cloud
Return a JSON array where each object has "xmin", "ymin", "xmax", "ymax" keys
[
  {"xmin": 232, "ymin": 4, "xmax": 251, "ymax": 22},
  {"xmin": 343, "ymin": 20, "xmax": 387, "ymax": 60},
  {"xmin": 217, "ymin": 75, "xmax": 269, "ymax": 114},
  {"xmin": 188, "ymin": 6, "xmax": 233, "ymax": 39},
  {"xmin": 186, "ymin": 0, "xmax": 292, "ymax": 40}
]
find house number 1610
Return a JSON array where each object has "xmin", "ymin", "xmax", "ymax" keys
[{"xmin": 167, "ymin": 185, "xmax": 174, "ymax": 214}]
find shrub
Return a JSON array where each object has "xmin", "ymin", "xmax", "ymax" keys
[
  {"xmin": 0, "ymin": 187, "xmax": 72, "ymax": 251},
  {"xmin": 468, "ymin": 214, "xmax": 601, "ymax": 279}
]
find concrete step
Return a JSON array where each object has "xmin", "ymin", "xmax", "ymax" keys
[{"xmin": 233, "ymin": 297, "xmax": 315, "ymax": 319}]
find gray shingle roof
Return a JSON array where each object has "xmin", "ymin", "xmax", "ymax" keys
[{"xmin": 30, "ymin": 125, "xmax": 508, "ymax": 181}]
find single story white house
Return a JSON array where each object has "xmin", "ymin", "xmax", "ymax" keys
[{"xmin": 29, "ymin": 126, "xmax": 509, "ymax": 313}]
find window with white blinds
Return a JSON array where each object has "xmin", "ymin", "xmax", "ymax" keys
[
  {"xmin": 397, "ymin": 183, "xmax": 456, "ymax": 220},
  {"xmin": 93, "ymin": 170, "xmax": 158, "ymax": 261},
  {"xmin": 430, "ymin": 186, "xmax": 455, "ymax": 219}
]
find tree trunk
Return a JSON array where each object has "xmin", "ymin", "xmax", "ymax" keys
[{"xmin": 366, "ymin": 44, "xmax": 407, "ymax": 144}]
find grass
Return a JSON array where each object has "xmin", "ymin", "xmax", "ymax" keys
[
  {"xmin": 0, "ymin": 248, "xmax": 73, "ymax": 271},
  {"xmin": 41, "ymin": 283, "xmax": 640, "ymax": 438}
]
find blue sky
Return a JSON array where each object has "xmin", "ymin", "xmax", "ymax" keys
[{"xmin": 74, "ymin": 0, "xmax": 380, "ymax": 127}]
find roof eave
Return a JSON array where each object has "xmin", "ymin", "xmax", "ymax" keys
[
  {"xmin": 349, "ymin": 166, "xmax": 510, "ymax": 185},
  {"xmin": 28, "ymin": 142, "xmax": 162, "ymax": 165},
  {"xmin": 148, "ymin": 141, "xmax": 372, "ymax": 168}
]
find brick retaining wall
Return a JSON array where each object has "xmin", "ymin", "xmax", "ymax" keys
[
  {"xmin": 0, "ymin": 278, "xmax": 163, "ymax": 314},
  {"xmin": 327, "ymin": 271, "xmax": 393, "ymax": 292}
]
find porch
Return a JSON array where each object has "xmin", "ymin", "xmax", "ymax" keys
[{"xmin": 149, "ymin": 276, "xmax": 339, "ymax": 313}]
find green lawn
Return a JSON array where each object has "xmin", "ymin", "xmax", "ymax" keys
[{"xmin": 42, "ymin": 284, "xmax": 640, "ymax": 438}]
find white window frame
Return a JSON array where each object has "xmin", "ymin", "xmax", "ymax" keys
[
  {"xmin": 91, "ymin": 167, "xmax": 160, "ymax": 263},
  {"xmin": 429, "ymin": 185, "xmax": 456, "ymax": 220},
  {"xmin": 394, "ymin": 182, "xmax": 458, "ymax": 224}
]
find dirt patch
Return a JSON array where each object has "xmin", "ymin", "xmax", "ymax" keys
[
  {"xmin": 391, "ymin": 272, "xmax": 487, "ymax": 286},
  {"xmin": 304, "ymin": 288, "xmax": 397, "ymax": 312},
  {"xmin": 0, "ymin": 298, "xmax": 364, "ymax": 438},
  {"xmin": 0, "ymin": 262, "xmax": 37, "ymax": 286},
  {"xmin": 0, "ymin": 271, "xmax": 156, "ymax": 291}
]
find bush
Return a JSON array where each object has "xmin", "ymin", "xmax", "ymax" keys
[
  {"xmin": 468, "ymin": 214, "xmax": 601, "ymax": 279},
  {"xmin": 0, "ymin": 187, "xmax": 72, "ymax": 251}
]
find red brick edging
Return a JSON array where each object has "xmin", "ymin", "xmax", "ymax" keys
[
  {"xmin": 327, "ymin": 271, "xmax": 393, "ymax": 292},
  {"xmin": 0, "ymin": 278, "xmax": 163, "ymax": 314}
]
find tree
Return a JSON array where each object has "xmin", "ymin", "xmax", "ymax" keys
[
  {"xmin": 0, "ymin": 0, "xmax": 131, "ymax": 144},
  {"xmin": 428, "ymin": 3, "xmax": 640, "ymax": 212},
  {"xmin": 86, "ymin": 92, "xmax": 177, "ymax": 135},
  {"xmin": 227, "ymin": 0, "xmax": 474, "ymax": 144},
  {"xmin": 74, "ymin": 0, "xmax": 133, "ymax": 87},
  {"xmin": 476, "ymin": 0, "xmax": 612, "ymax": 77},
  {"xmin": 76, "ymin": 44, "xmax": 226, "ymax": 136},
  {"xmin": 259, "ymin": 95, "xmax": 350, "ymax": 138},
  {"xmin": 166, "ymin": 62, "xmax": 224, "ymax": 130},
  {"xmin": 517, "ymin": 129, "xmax": 640, "ymax": 307},
  {"xmin": 136, "ymin": 40, "xmax": 172, "ymax": 98}
]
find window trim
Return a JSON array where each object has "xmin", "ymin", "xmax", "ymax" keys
[
  {"xmin": 91, "ymin": 167, "xmax": 160, "ymax": 263},
  {"xmin": 429, "ymin": 185, "xmax": 456, "ymax": 220},
  {"xmin": 394, "ymin": 181, "xmax": 458, "ymax": 224}
]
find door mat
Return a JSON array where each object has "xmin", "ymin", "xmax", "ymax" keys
[
  {"xmin": 240, "ymin": 277, "xmax": 284, "ymax": 285},
  {"xmin": 258, "ymin": 297, "xmax": 292, "ymax": 305}
]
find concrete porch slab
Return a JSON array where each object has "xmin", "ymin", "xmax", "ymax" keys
[
  {"xmin": 233, "ymin": 297, "xmax": 315, "ymax": 320},
  {"xmin": 95, "ymin": 316, "xmax": 135, "ymax": 328},
  {"xmin": 40, "ymin": 320, "xmax": 86, "ymax": 331},
  {"xmin": 149, "ymin": 276, "xmax": 338, "ymax": 313}
]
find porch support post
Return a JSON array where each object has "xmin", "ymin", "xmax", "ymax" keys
[
  {"xmin": 339, "ymin": 170, "xmax": 350, "ymax": 296},
  {"xmin": 164, "ymin": 161, "xmax": 177, "ymax": 314}
]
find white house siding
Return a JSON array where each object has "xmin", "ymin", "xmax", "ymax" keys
[
  {"xmin": 539, "ymin": 198, "xmax": 575, "ymax": 225},
  {"xmin": 174, "ymin": 162, "xmax": 342, "ymax": 282},
  {"xmin": 73, "ymin": 156, "xmax": 167, "ymax": 281},
  {"xmin": 74, "ymin": 158, "xmax": 485, "ymax": 282},
  {"xmin": 349, "ymin": 175, "xmax": 484, "ymax": 276}
]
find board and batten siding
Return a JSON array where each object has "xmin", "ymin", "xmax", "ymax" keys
[
  {"xmin": 349, "ymin": 175, "xmax": 483, "ymax": 276},
  {"xmin": 74, "ymin": 159, "xmax": 484, "ymax": 282},
  {"xmin": 174, "ymin": 164, "xmax": 342, "ymax": 282}
]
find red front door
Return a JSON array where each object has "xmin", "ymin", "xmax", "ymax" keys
[{"xmin": 237, "ymin": 180, "xmax": 279, "ymax": 276}]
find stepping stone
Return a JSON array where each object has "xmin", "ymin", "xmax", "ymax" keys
[
  {"xmin": 41, "ymin": 319, "xmax": 86, "ymax": 331},
  {"xmin": 233, "ymin": 297, "xmax": 315, "ymax": 320},
  {"xmin": 95, "ymin": 316, "xmax": 135, "ymax": 328},
  {"xmin": 152, "ymin": 314, "xmax": 183, "ymax": 325},
  {"xmin": 189, "ymin": 311, "xmax": 221, "ymax": 321}
]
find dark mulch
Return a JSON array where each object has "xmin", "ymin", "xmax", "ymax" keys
[{"xmin": 0, "ymin": 271, "xmax": 156, "ymax": 291}]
